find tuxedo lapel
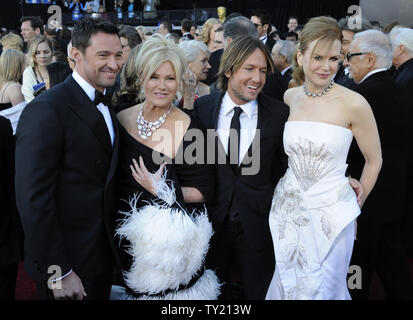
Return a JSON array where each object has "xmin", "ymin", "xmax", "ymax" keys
[
  {"xmin": 65, "ymin": 77, "xmax": 113, "ymax": 158},
  {"xmin": 105, "ymin": 106, "xmax": 119, "ymax": 188}
]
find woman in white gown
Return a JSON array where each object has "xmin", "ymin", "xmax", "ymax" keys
[{"xmin": 266, "ymin": 17, "xmax": 382, "ymax": 300}]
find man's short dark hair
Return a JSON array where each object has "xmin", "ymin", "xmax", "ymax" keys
[
  {"xmin": 119, "ymin": 25, "xmax": 142, "ymax": 49},
  {"xmin": 289, "ymin": 16, "xmax": 299, "ymax": 23},
  {"xmin": 20, "ymin": 16, "xmax": 44, "ymax": 34},
  {"xmin": 71, "ymin": 17, "xmax": 120, "ymax": 53},
  {"xmin": 338, "ymin": 16, "xmax": 372, "ymax": 33},
  {"xmin": 223, "ymin": 16, "xmax": 258, "ymax": 40},
  {"xmin": 252, "ymin": 8, "xmax": 272, "ymax": 27},
  {"xmin": 181, "ymin": 19, "xmax": 193, "ymax": 33},
  {"xmin": 160, "ymin": 21, "xmax": 172, "ymax": 33},
  {"xmin": 285, "ymin": 31, "xmax": 298, "ymax": 41},
  {"xmin": 224, "ymin": 12, "xmax": 242, "ymax": 23}
]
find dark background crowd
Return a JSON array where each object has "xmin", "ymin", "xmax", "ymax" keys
[{"xmin": 1, "ymin": 0, "xmax": 413, "ymax": 301}]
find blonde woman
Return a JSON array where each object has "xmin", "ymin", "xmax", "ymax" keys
[
  {"xmin": 0, "ymin": 33, "xmax": 24, "ymax": 52},
  {"xmin": 266, "ymin": 17, "xmax": 382, "ymax": 300},
  {"xmin": 200, "ymin": 18, "xmax": 222, "ymax": 52},
  {"xmin": 22, "ymin": 35, "xmax": 53, "ymax": 102},
  {"xmin": 112, "ymin": 35, "xmax": 219, "ymax": 300},
  {"xmin": 0, "ymin": 49, "xmax": 27, "ymax": 133}
]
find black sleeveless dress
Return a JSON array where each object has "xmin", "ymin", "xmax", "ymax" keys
[{"xmin": 113, "ymin": 117, "xmax": 219, "ymax": 299}]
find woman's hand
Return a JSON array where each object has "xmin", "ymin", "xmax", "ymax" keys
[
  {"xmin": 181, "ymin": 67, "xmax": 197, "ymax": 110},
  {"xmin": 130, "ymin": 156, "xmax": 166, "ymax": 196},
  {"xmin": 348, "ymin": 176, "xmax": 365, "ymax": 208}
]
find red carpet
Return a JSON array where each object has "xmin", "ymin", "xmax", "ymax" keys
[{"xmin": 14, "ymin": 259, "xmax": 413, "ymax": 300}]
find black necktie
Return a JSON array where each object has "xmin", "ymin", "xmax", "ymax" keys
[
  {"xmin": 228, "ymin": 106, "xmax": 243, "ymax": 171},
  {"xmin": 93, "ymin": 90, "xmax": 110, "ymax": 106}
]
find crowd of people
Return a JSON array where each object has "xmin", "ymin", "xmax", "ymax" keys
[{"xmin": 0, "ymin": 4, "xmax": 413, "ymax": 301}]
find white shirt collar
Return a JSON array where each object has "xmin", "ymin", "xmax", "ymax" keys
[
  {"xmin": 260, "ymin": 35, "xmax": 267, "ymax": 44},
  {"xmin": 72, "ymin": 69, "xmax": 106, "ymax": 102},
  {"xmin": 281, "ymin": 65, "xmax": 292, "ymax": 75},
  {"xmin": 222, "ymin": 91, "xmax": 257, "ymax": 120},
  {"xmin": 358, "ymin": 68, "xmax": 387, "ymax": 84}
]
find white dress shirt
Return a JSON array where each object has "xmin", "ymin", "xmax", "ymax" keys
[
  {"xmin": 217, "ymin": 92, "xmax": 258, "ymax": 164},
  {"xmin": 260, "ymin": 35, "xmax": 268, "ymax": 45},
  {"xmin": 281, "ymin": 65, "xmax": 292, "ymax": 76},
  {"xmin": 72, "ymin": 70, "xmax": 115, "ymax": 146}
]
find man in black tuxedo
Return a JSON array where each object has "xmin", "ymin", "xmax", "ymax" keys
[
  {"xmin": 0, "ymin": 116, "xmax": 23, "ymax": 300},
  {"xmin": 251, "ymin": 8, "xmax": 276, "ymax": 52},
  {"xmin": 193, "ymin": 36, "xmax": 289, "ymax": 299},
  {"xmin": 15, "ymin": 18, "xmax": 123, "ymax": 300},
  {"xmin": 346, "ymin": 30, "xmax": 413, "ymax": 299}
]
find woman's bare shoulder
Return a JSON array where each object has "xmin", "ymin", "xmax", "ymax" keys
[
  {"xmin": 283, "ymin": 87, "xmax": 300, "ymax": 105},
  {"xmin": 335, "ymin": 84, "xmax": 370, "ymax": 111}
]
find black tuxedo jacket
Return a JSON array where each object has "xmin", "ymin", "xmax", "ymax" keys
[
  {"xmin": 15, "ymin": 76, "xmax": 120, "ymax": 293},
  {"xmin": 347, "ymin": 71, "xmax": 411, "ymax": 223},
  {"xmin": 193, "ymin": 91, "xmax": 289, "ymax": 251},
  {"xmin": 265, "ymin": 37, "xmax": 276, "ymax": 52}
]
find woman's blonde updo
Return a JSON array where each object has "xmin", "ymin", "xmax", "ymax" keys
[
  {"xmin": 132, "ymin": 34, "xmax": 186, "ymax": 100},
  {"xmin": 292, "ymin": 16, "xmax": 342, "ymax": 85}
]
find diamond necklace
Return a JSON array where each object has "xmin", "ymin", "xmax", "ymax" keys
[
  {"xmin": 303, "ymin": 79, "xmax": 334, "ymax": 97},
  {"xmin": 136, "ymin": 103, "xmax": 173, "ymax": 139}
]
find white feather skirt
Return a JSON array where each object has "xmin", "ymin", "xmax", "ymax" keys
[{"xmin": 114, "ymin": 179, "xmax": 221, "ymax": 300}]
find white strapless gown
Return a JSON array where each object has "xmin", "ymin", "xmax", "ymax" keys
[{"xmin": 266, "ymin": 121, "xmax": 360, "ymax": 300}]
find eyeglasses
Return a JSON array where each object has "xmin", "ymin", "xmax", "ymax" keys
[
  {"xmin": 253, "ymin": 23, "xmax": 261, "ymax": 28},
  {"xmin": 346, "ymin": 52, "xmax": 369, "ymax": 61}
]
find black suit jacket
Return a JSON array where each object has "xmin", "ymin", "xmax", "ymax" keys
[
  {"xmin": 193, "ymin": 91, "xmax": 289, "ymax": 251},
  {"xmin": 394, "ymin": 58, "xmax": 413, "ymax": 98},
  {"xmin": 0, "ymin": 116, "xmax": 23, "ymax": 265},
  {"xmin": 265, "ymin": 37, "xmax": 276, "ymax": 52},
  {"xmin": 335, "ymin": 64, "xmax": 357, "ymax": 90},
  {"xmin": 204, "ymin": 48, "xmax": 223, "ymax": 86},
  {"xmin": 0, "ymin": 116, "xmax": 14, "ymax": 248},
  {"xmin": 15, "ymin": 76, "xmax": 120, "ymax": 290},
  {"xmin": 262, "ymin": 70, "xmax": 287, "ymax": 102},
  {"xmin": 346, "ymin": 71, "xmax": 411, "ymax": 223}
]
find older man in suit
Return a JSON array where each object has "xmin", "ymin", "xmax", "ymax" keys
[
  {"xmin": 193, "ymin": 35, "xmax": 289, "ymax": 299},
  {"xmin": 347, "ymin": 30, "xmax": 413, "ymax": 299},
  {"xmin": 390, "ymin": 28, "xmax": 413, "ymax": 257},
  {"xmin": 15, "ymin": 18, "xmax": 123, "ymax": 300}
]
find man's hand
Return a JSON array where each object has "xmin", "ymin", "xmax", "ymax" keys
[
  {"xmin": 52, "ymin": 271, "xmax": 87, "ymax": 300},
  {"xmin": 348, "ymin": 176, "xmax": 365, "ymax": 208}
]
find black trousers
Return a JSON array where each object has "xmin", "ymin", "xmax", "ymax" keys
[
  {"xmin": 205, "ymin": 212, "xmax": 274, "ymax": 300},
  {"xmin": 349, "ymin": 219, "xmax": 413, "ymax": 300},
  {"xmin": 0, "ymin": 263, "xmax": 18, "ymax": 300}
]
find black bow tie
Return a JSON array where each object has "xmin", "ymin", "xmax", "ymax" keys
[{"xmin": 93, "ymin": 90, "xmax": 110, "ymax": 106}]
